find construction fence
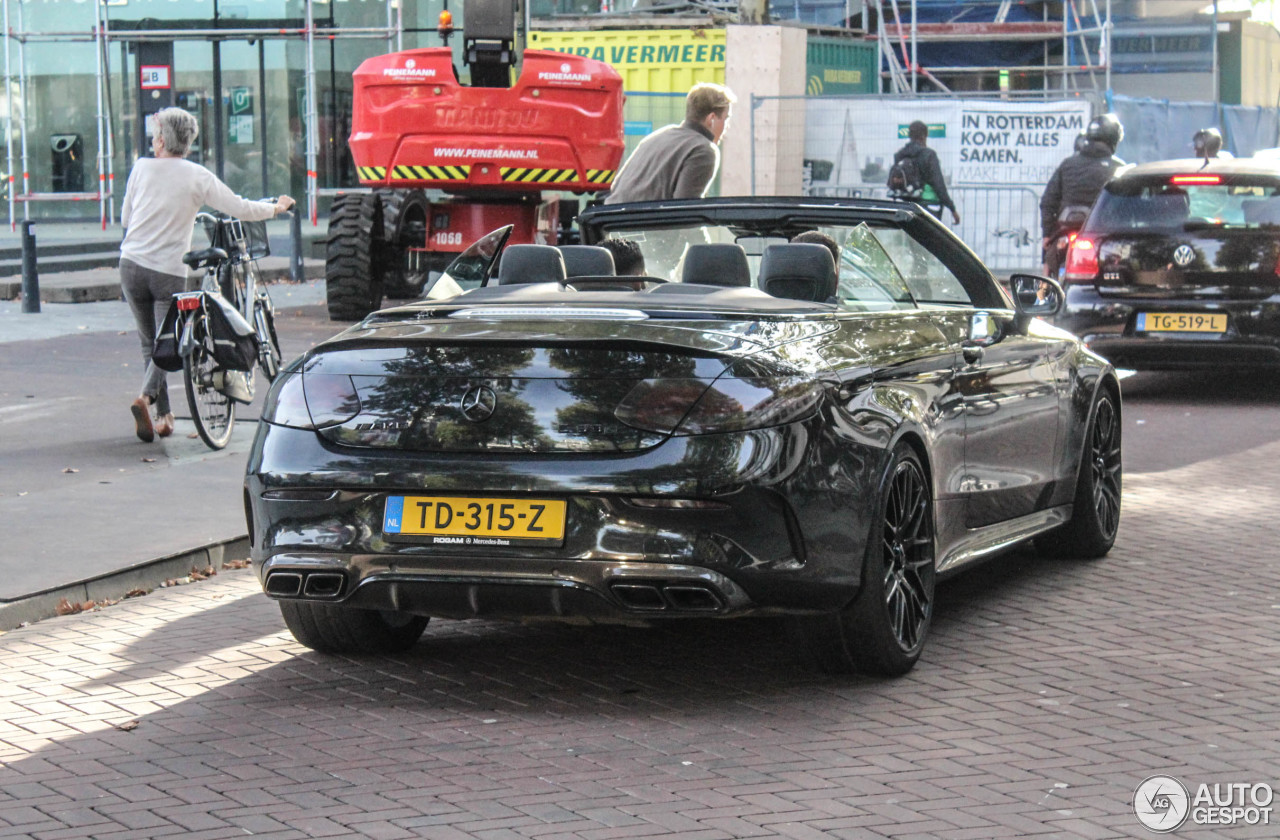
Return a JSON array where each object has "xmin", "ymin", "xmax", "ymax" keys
[
  {"xmin": 752, "ymin": 91, "xmax": 1280, "ymax": 273},
  {"xmin": 751, "ymin": 92, "xmax": 1102, "ymax": 272}
]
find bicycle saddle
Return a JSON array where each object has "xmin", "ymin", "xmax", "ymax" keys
[{"xmin": 183, "ymin": 247, "xmax": 229, "ymax": 270}]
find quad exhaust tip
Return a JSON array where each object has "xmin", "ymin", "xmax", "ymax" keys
[
  {"xmin": 610, "ymin": 582, "xmax": 723, "ymax": 612},
  {"xmin": 265, "ymin": 571, "xmax": 345, "ymax": 599}
]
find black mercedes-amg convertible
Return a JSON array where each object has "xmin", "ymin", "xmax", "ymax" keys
[{"xmin": 245, "ymin": 197, "xmax": 1122, "ymax": 676}]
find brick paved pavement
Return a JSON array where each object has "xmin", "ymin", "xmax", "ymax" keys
[{"xmin": 2, "ymin": 386, "xmax": 1279, "ymax": 838}]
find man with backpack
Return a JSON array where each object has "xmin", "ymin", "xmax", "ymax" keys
[{"xmin": 888, "ymin": 120, "xmax": 960, "ymax": 225}]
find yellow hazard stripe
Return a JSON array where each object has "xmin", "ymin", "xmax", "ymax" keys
[
  {"xmin": 585, "ymin": 169, "xmax": 614, "ymax": 184},
  {"xmin": 390, "ymin": 164, "xmax": 471, "ymax": 180},
  {"xmin": 357, "ymin": 166, "xmax": 387, "ymax": 180},
  {"xmin": 500, "ymin": 167, "xmax": 579, "ymax": 183}
]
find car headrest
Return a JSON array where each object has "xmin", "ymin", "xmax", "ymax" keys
[
  {"xmin": 680, "ymin": 243, "xmax": 751, "ymax": 287},
  {"xmin": 558, "ymin": 245, "xmax": 616, "ymax": 277},
  {"xmin": 497, "ymin": 244, "xmax": 567, "ymax": 285},
  {"xmin": 1148, "ymin": 191, "xmax": 1189, "ymax": 227},
  {"xmin": 758, "ymin": 243, "xmax": 837, "ymax": 302},
  {"xmin": 1243, "ymin": 198, "xmax": 1280, "ymax": 225}
]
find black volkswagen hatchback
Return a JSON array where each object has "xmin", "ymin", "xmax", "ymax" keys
[{"xmin": 1057, "ymin": 158, "xmax": 1280, "ymax": 369}]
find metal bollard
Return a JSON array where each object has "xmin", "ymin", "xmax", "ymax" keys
[
  {"xmin": 289, "ymin": 210, "xmax": 304, "ymax": 284},
  {"xmin": 21, "ymin": 220, "xmax": 40, "ymax": 314}
]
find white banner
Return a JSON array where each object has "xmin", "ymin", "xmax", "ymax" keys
[
  {"xmin": 800, "ymin": 98, "xmax": 1092, "ymax": 271},
  {"xmin": 804, "ymin": 98, "xmax": 1091, "ymax": 193}
]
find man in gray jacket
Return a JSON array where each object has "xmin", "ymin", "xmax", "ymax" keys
[{"xmin": 604, "ymin": 82, "xmax": 735, "ymax": 204}]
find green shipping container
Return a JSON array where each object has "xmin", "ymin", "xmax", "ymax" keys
[{"xmin": 806, "ymin": 37, "xmax": 877, "ymax": 96}]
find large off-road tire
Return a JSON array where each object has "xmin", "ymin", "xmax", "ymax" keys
[
  {"xmin": 376, "ymin": 189, "xmax": 430, "ymax": 299},
  {"xmin": 1037, "ymin": 388, "xmax": 1122, "ymax": 559},
  {"xmin": 278, "ymin": 600, "xmax": 429, "ymax": 654},
  {"xmin": 791, "ymin": 443, "xmax": 936, "ymax": 677},
  {"xmin": 325, "ymin": 192, "xmax": 384, "ymax": 321}
]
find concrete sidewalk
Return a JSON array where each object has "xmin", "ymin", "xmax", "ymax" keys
[{"xmin": 0, "ymin": 265, "xmax": 342, "ymax": 630}]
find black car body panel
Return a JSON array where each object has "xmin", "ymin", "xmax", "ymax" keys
[
  {"xmin": 1057, "ymin": 158, "xmax": 1280, "ymax": 369},
  {"xmin": 247, "ymin": 197, "xmax": 1119, "ymax": 673}
]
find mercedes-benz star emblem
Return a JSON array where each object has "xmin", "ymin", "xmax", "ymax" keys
[
  {"xmin": 1173, "ymin": 244, "xmax": 1195, "ymax": 267},
  {"xmin": 459, "ymin": 385, "xmax": 497, "ymax": 423}
]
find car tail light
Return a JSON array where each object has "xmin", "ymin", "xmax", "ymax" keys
[
  {"xmin": 615, "ymin": 363, "xmax": 823, "ymax": 436},
  {"xmin": 1063, "ymin": 236, "xmax": 1098, "ymax": 282},
  {"xmin": 1171, "ymin": 174, "xmax": 1221, "ymax": 185},
  {"xmin": 263, "ymin": 372, "xmax": 360, "ymax": 429}
]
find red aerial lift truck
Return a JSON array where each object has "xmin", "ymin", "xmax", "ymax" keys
[{"xmin": 326, "ymin": 0, "xmax": 626, "ymax": 320}]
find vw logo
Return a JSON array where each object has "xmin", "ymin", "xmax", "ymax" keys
[
  {"xmin": 459, "ymin": 385, "xmax": 497, "ymax": 423},
  {"xmin": 1172, "ymin": 244, "xmax": 1195, "ymax": 267},
  {"xmin": 405, "ymin": 58, "xmax": 416, "ymax": 68}
]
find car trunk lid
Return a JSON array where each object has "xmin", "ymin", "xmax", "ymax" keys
[
  {"xmin": 305, "ymin": 315, "xmax": 830, "ymax": 452},
  {"xmin": 1091, "ymin": 230, "xmax": 1280, "ymax": 299}
]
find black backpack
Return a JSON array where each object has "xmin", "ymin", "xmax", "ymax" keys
[{"xmin": 887, "ymin": 154, "xmax": 924, "ymax": 198}]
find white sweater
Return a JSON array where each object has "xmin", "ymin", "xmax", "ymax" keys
[{"xmin": 120, "ymin": 157, "xmax": 278, "ymax": 278}]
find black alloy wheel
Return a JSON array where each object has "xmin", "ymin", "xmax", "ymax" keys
[
  {"xmin": 878, "ymin": 452, "xmax": 935, "ymax": 656},
  {"xmin": 791, "ymin": 443, "xmax": 936, "ymax": 676},
  {"xmin": 1038, "ymin": 390, "xmax": 1121, "ymax": 558}
]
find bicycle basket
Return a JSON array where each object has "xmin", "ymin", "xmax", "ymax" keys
[
  {"xmin": 242, "ymin": 219, "xmax": 270, "ymax": 259},
  {"xmin": 202, "ymin": 215, "xmax": 246, "ymax": 259}
]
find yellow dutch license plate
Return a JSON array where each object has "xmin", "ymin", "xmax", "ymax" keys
[
  {"xmin": 1136, "ymin": 312, "xmax": 1227, "ymax": 333},
  {"xmin": 383, "ymin": 496, "xmax": 566, "ymax": 545}
]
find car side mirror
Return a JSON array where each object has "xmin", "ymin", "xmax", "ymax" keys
[{"xmin": 1007, "ymin": 273, "xmax": 1064, "ymax": 325}]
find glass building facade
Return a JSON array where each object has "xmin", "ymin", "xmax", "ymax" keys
[{"xmin": 2, "ymin": 0, "xmax": 445, "ymax": 221}]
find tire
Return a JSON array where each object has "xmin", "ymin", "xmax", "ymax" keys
[
  {"xmin": 254, "ymin": 290, "xmax": 282, "ymax": 382},
  {"xmin": 791, "ymin": 443, "xmax": 936, "ymax": 676},
  {"xmin": 325, "ymin": 192, "xmax": 385, "ymax": 321},
  {"xmin": 1037, "ymin": 389, "xmax": 1122, "ymax": 558},
  {"xmin": 183, "ymin": 316, "xmax": 236, "ymax": 450},
  {"xmin": 278, "ymin": 600, "xmax": 429, "ymax": 654},
  {"xmin": 377, "ymin": 189, "xmax": 430, "ymax": 299}
]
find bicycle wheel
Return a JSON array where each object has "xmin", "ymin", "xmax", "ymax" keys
[
  {"xmin": 254, "ymin": 291, "xmax": 283, "ymax": 382},
  {"xmin": 183, "ymin": 315, "xmax": 236, "ymax": 450},
  {"xmin": 248, "ymin": 261, "xmax": 282, "ymax": 381}
]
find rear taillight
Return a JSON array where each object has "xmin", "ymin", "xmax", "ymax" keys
[
  {"xmin": 615, "ymin": 364, "xmax": 824, "ymax": 436},
  {"xmin": 175, "ymin": 295, "xmax": 201, "ymax": 311},
  {"xmin": 1064, "ymin": 237, "xmax": 1098, "ymax": 282},
  {"xmin": 263, "ymin": 372, "xmax": 360, "ymax": 430}
]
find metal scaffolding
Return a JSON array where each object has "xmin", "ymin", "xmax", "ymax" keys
[
  {"xmin": 874, "ymin": 0, "xmax": 1113, "ymax": 95},
  {"xmin": 0, "ymin": 0, "xmax": 401, "ymax": 229}
]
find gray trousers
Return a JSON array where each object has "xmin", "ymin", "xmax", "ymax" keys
[{"xmin": 120, "ymin": 258, "xmax": 190, "ymax": 417}]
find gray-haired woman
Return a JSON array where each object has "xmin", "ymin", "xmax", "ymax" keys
[{"xmin": 119, "ymin": 106, "xmax": 295, "ymax": 442}]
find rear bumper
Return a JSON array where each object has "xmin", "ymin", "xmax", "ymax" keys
[
  {"xmin": 257, "ymin": 552, "xmax": 757, "ymax": 623},
  {"xmin": 1054, "ymin": 285, "xmax": 1280, "ymax": 369},
  {"xmin": 245, "ymin": 418, "xmax": 881, "ymax": 623}
]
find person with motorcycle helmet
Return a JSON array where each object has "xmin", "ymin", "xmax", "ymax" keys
[
  {"xmin": 1039, "ymin": 113, "xmax": 1127, "ymax": 276},
  {"xmin": 1193, "ymin": 127, "xmax": 1232, "ymax": 158}
]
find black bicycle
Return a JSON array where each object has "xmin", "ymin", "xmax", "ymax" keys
[{"xmin": 174, "ymin": 210, "xmax": 283, "ymax": 450}]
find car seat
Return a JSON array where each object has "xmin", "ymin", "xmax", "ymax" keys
[
  {"xmin": 1242, "ymin": 198, "xmax": 1280, "ymax": 225},
  {"xmin": 497, "ymin": 244, "xmax": 568, "ymax": 285},
  {"xmin": 757, "ymin": 244, "xmax": 837, "ymax": 302},
  {"xmin": 1146, "ymin": 190, "xmax": 1190, "ymax": 228},
  {"xmin": 558, "ymin": 245, "xmax": 616, "ymax": 277},
  {"xmin": 680, "ymin": 244, "xmax": 751, "ymax": 287}
]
